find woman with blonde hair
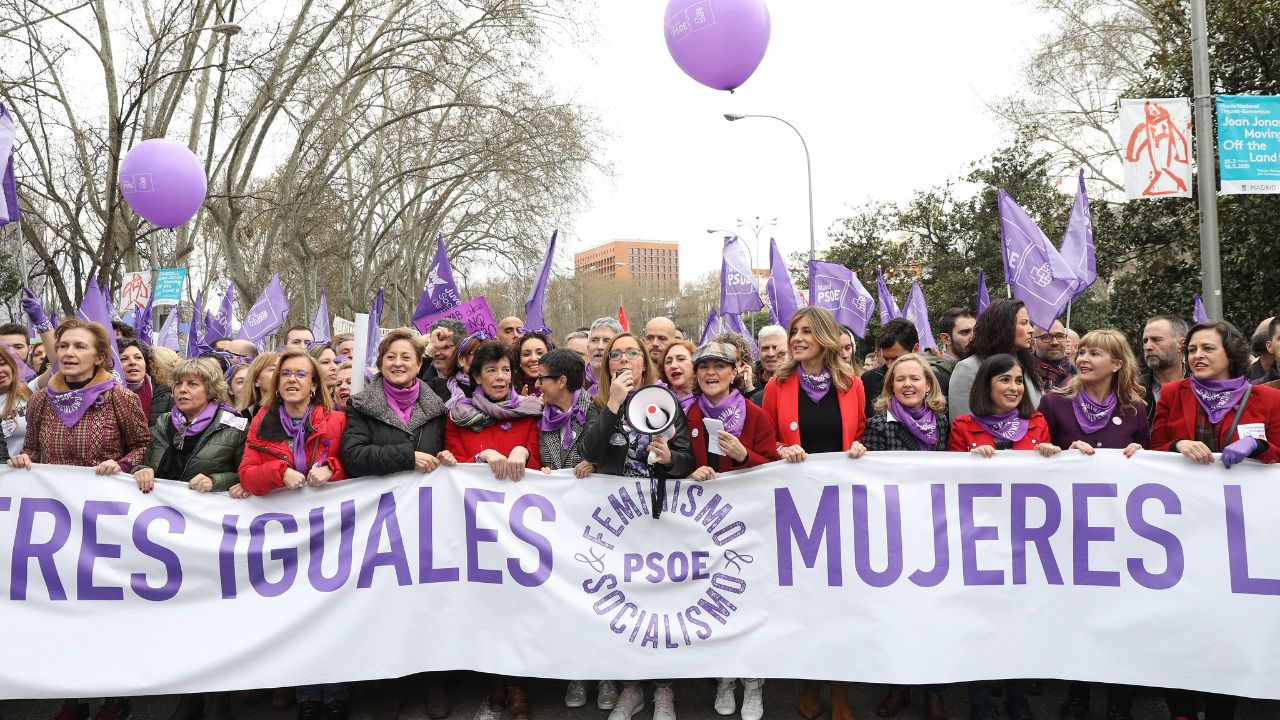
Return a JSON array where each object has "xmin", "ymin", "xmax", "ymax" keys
[
  {"xmin": 1038, "ymin": 329, "xmax": 1149, "ymax": 457},
  {"xmin": 236, "ymin": 351, "xmax": 280, "ymax": 417},
  {"xmin": 308, "ymin": 341, "xmax": 339, "ymax": 391},
  {"xmin": 0, "ymin": 345, "xmax": 32, "ymax": 459},
  {"xmin": 853, "ymin": 352, "xmax": 950, "ymax": 454}
]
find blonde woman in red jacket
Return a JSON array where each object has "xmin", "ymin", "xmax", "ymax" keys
[
  {"xmin": 760, "ymin": 306, "xmax": 864, "ymax": 720},
  {"xmin": 236, "ymin": 350, "xmax": 347, "ymax": 498}
]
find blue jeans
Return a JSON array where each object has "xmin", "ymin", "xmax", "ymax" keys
[{"xmin": 297, "ymin": 684, "xmax": 348, "ymax": 703}]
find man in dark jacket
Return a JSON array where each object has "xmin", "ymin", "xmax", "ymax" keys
[
  {"xmin": 1140, "ymin": 314, "xmax": 1188, "ymax": 427},
  {"xmin": 862, "ymin": 318, "xmax": 951, "ymax": 417}
]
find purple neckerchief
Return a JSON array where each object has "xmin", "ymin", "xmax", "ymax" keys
[
  {"xmin": 444, "ymin": 371, "xmax": 472, "ymax": 409},
  {"xmin": 46, "ymin": 376, "xmax": 114, "ymax": 428},
  {"xmin": 1190, "ymin": 375, "xmax": 1250, "ymax": 424},
  {"xmin": 798, "ymin": 369, "xmax": 832, "ymax": 403},
  {"xmin": 1072, "ymin": 389, "xmax": 1117, "ymax": 434},
  {"xmin": 279, "ymin": 404, "xmax": 315, "ymax": 472},
  {"xmin": 584, "ymin": 363, "xmax": 598, "ymax": 396},
  {"xmin": 889, "ymin": 397, "xmax": 938, "ymax": 449},
  {"xmin": 383, "ymin": 378, "xmax": 420, "ymax": 425},
  {"xmin": 451, "ymin": 386, "xmax": 542, "ymax": 429},
  {"xmin": 170, "ymin": 401, "xmax": 223, "ymax": 438},
  {"xmin": 540, "ymin": 389, "xmax": 587, "ymax": 450},
  {"xmin": 675, "ymin": 390, "xmax": 696, "ymax": 414},
  {"xmin": 972, "ymin": 410, "xmax": 1029, "ymax": 443},
  {"xmin": 698, "ymin": 389, "xmax": 746, "ymax": 436}
]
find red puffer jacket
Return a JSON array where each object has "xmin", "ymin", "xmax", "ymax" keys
[{"xmin": 239, "ymin": 404, "xmax": 348, "ymax": 495}]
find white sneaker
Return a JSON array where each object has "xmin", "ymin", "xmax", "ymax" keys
[
  {"xmin": 714, "ymin": 679, "xmax": 737, "ymax": 716},
  {"xmin": 653, "ymin": 686, "xmax": 676, "ymax": 720},
  {"xmin": 607, "ymin": 685, "xmax": 644, "ymax": 720},
  {"xmin": 597, "ymin": 680, "xmax": 620, "ymax": 711},
  {"xmin": 565, "ymin": 680, "xmax": 587, "ymax": 708},
  {"xmin": 741, "ymin": 679, "xmax": 764, "ymax": 720}
]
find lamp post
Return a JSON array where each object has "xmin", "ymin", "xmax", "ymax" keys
[{"xmin": 724, "ymin": 114, "xmax": 815, "ymax": 263}]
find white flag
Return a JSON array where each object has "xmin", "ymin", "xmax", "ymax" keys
[{"xmin": 1119, "ymin": 98, "xmax": 1193, "ymax": 200}]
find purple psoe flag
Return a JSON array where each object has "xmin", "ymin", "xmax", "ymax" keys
[
  {"xmin": 155, "ymin": 307, "xmax": 180, "ymax": 351},
  {"xmin": 997, "ymin": 189, "xmax": 1077, "ymax": 329},
  {"xmin": 133, "ymin": 289, "xmax": 155, "ymax": 346},
  {"xmin": 0, "ymin": 104, "xmax": 19, "ymax": 226},
  {"xmin": 365, "ymin": 288, "xmax": 383, "ymax": 367},
  {"xmin": 1060, "ymin": 170, "xmax": 1096, "ymax": 297},
  {"xmin": 4, "ymin": 344, "xmax": 35, "ymax": 383},
  {"xmin": 235, "ymin": 273, "xmax": 290, "ymax": 344},
  {"xmin": 524, "ymin": 230, "xmax": 557, "ymax": 331},
  {"xmin": 719, "ymin": 236, "xmax": 764, "ymax": 315},
  {"xmin": 721, "ymin": 312, "xmax": 759, "ymax": 359},
  {"xmin": 700, "ymin": 308, "xmax": 721, "ymax": 345},
  {"xmin": 766, "ymin": 238, "xmax": 802, "ymax": 327},
  {"xmin": 205, "ymin": 283, "xmax": 235, "ymax": 340},
  {"xmin": 977, "ymin": 268, "xmax": 991, "ymax": 317},
  {"xmin": 412, "ymin": 234, "xmax": 464, "ymax": 326},
  {"xmin": 808, "ymin": 260, "xmax": 874, "ymax": 339},
  {"xmin": 1193, "ymin": 293, "xmax": 1208, "ymax": 323},
  {"xmin": 187, "ymin": 288, "xmax": 205, "ymax": 358},
  {"xmin": 903, "ymin": 281, "xmax": 937, "ymax": 352},
  {"xmin": 76, "ymin": 277, "xmax": 124, "ymax": 383},
  {"xmin": 311, "ymin": 288, "xmax": 331, "ymax": 343},
  {"xmin": 876, "ymin": 268, "xmax": 901, "ymax": 323}
]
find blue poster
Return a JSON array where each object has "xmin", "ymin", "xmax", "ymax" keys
[
  {"xmin": 152, "ymin": 267, "xmax": 188, "ymax": 306},
  {"xmin": 1217, "ymin": 95, "xmax": 1280, "ymax": 195}
]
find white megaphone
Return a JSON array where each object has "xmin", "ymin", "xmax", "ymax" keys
[{"xmin": 624, "ymin": 385, "xmax": 681, "ymax": 464}]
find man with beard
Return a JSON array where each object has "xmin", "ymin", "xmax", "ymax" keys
[
  {"xmin": 1033, "ymin": 319, "xmax": 1075, "ymax": 390},
  {"xmin": 1141, "ymin": 314, "xmax": 1189, "ymax": 426},
  {"xmin": 935, "ymin": 308, "xmax": 976, "ymax": 373},
  {"xmin": 643, "ymin": 316, "xmax": 678, "ymax": 366}
]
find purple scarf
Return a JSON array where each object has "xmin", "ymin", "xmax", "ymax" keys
[
  {"xmin": 798, "ymin": 369, "xmax": 832, "ymax": 404},
  {"xmin": 451, "ymin": 387, "xmax": 543, "ymax": 429},
  {"xmin": 584, "ymin": 363, "xmax": 598, "ymax": 396},
  {"xmin": 972, "ymin": 410, "xmax": 1029, "ymax": 443},
  {"xmin": 698, "ymin": 389, "xmax": 747, "ymax": 437},
  {"xmin": 444, "ymin": 371, "xmax": 472, "ymax": 409},
  {"xmin": 171, "ymin": 402, "xmax": 221, "ymax": 438},
  {"xmin": 889, "ymin": 397, "xmax": 938, "ymax": 449},
  {"xmin": 383, "ymin": 378, "xmax": 420, "ymax": 425},
  {"xmin": 1191, "ymin": 375, "xmax": 1250, "ymax": 424},
  {"xmin": 540, "ymin": 390, "xmax": 587, "ymax": 450},
  {"xmin": 46, "ymin": 376, "xmax": 115, "ymax": 428},
  {"xmin": 1072, "ymin": 390, "xmax": 1117, "ymax": 434},
  {"xmin": 676, "ymin": 391, "xmax": 696, "ymax": 414},
  {"xmin": 279, "ymin": 404, "xmax": 315, "ymax": 472}
]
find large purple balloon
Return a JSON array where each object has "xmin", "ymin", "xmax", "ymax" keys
[
  {"xmin": 117, "ymin": 138, "xmax": 208, "ymax": 228},
  {"xmin": 664, "ymin": 0, "xmax": 770, "ymax": 91}
]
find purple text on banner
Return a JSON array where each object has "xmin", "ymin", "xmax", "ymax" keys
[{"xmin": 414, "ymin": 295, "xmax": 498, "ymax": 337}]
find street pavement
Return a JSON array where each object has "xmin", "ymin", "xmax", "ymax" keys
[{"xmin": 3, "ymin": 677, "xmax": 1277, "ymax": 720}]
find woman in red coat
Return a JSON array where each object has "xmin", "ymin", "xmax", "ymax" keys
[
  {"xmin": 949, "ymin": 353, "xmax": 1058, "ymax": 457},
  {"xmin": 445, "ymin": 341, "xmax": 543, "ymax": 480},
  {"xmin": 686, "ymin": 341, "xmax": 779, "ymax": 478},
  {"xmin": 236, "ymin": 350, "xmax": 348, "ymax": 497},
  {"xmin": 1152, "ymin": 319, "xmax": 1280, "ymax": 467}
]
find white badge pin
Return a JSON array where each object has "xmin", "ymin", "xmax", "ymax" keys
[
  {"xmin": 691, "ymin": 428, "xmax": 699, "ymax": 438},
  {"xmin": 789, "ymin": 421, "xmax": 798, "ymax": 431},
  {"xmin": 1112, "ymin": 417, "xmax": 1122, "ymax": 425}
]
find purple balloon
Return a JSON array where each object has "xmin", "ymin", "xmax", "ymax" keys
[
  {"xmin": 117, "ymin": 138, "xmax": 208, "ymax": 229},
  {"xmin": 664, "ymin": 0, "xmax": 771, "ymax": 91}
]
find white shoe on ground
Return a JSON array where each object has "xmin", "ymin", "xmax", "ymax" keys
[
  {"xmin": 714, "ymin": 679, "xmax": 737, "ymax": 716},
  {"xmin": 741, "ymin": 679, "xmax": 764, "ymax": 720},
  {"xmin": 607, "ymin": 685, "xmax": 644, "ymax": 720},
  {"xmin": 653, "ymin": 686, "xmax": 676, "ymax": 720}
]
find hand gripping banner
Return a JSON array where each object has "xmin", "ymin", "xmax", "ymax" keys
[{"xmin": 0, "ymin": 452, "xmax": 1278, "ymax": 699}]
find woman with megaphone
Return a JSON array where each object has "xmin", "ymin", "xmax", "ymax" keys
[
  {"xmin": 578, "ymin": 332, "xmax": 693, "ymax": 720},
  {"xmin": 760, "ymin": 306, "xmax": 866, "ymax": 720}
]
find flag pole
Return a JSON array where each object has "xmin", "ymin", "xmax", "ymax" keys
[
  {"xmin": 1065, "ymin": 299, "xmax": 1073, "ymax": 329},
  {"xmin": 1191, "ymin": 0, "xmax": 1223, "ymax": 320}
]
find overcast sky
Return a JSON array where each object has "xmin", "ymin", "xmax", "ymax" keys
[{"xmin": 545, "ymin": 1, "xmax": 1053, "ymax": 283}]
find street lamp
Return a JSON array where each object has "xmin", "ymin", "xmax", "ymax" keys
[{"xmin": 724, "ymin": 113, "xmax": 815, "ymax": 264}]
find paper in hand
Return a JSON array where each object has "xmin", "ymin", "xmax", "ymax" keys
[{"xmin": 703, "ymin": 418, "xmax": 725, "ymax": 455}]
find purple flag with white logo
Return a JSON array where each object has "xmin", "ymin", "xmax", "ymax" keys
[
  {"xmin": 311, "ymin": 288, "xmax": 331, "ymax": 343},
  {"xmin": 365, "ymin": 288, "xmax": 383, "ymax": 368},
  {"xmin": 977, "ymin": 269, "xmax": 991, "ymax": 317},
  {"xmin": 235, "ymin": 273, "xmax": 289, "ymax": 344},
  {"xmin": 77, "ymin": 277, "xmax": 123, "ymax": 383},
  {"xmin": 1060, "ymin": 170, "xmax": 1096, "ymax": 297},
  {"xmin": 808, "ymin": 260, "xmax": 874, "ymax": 339},
  {"xmin": 719, "ymin": 236, "xmax": 764, "ymax": 315},
  {"xmin": 133, "ymin": 290, "xmax": 155, "ymax": 346},
  {"xmin": 1193, "ymin": 293, "xmax": 1208, "ymax": 323},
  {"xmin": 4, "ymin": 344, "xmax": 34, "ymax": 383},
  {"xmin": 876, "ymin": 268, "xmax": 901, "ymax": 323},
  {"xmin": 903, "ymin": 281, "xmax": 937, "ymax": 352},
  {"xmin": 155, "ymin": 307, "xmax": 180, "ymax": 352},
  {"xmin": 524, "ymin": 230, "xmax": 557, "ymax": 331},
  {"xmin": 187, "ymin": 288, "xmax": 205, "ymax": 358},
  {"xmin": 412, "ymin": 234, "xmax": 463, "ymax": 326},
  {"xmin": 721, "ymin": 312, "xmax": 759, "ymax": 359},
  {"xmin": 765, "ymin": 238, "xmax": 803, "ymax": 327},
  {"xmin": 0, "ymin": 104, "xmax": 19, "ymax": 226},
  {"xmin": 205, "ymin": 284, "xmax": 235, "ymax": 341},
  {"xmin": 700, "ymin": 308, "xmax": 721, "ymax": 346},
  {"xmin": 998, "ymin": 189, "xmax": 1076, "ymax": 330}
]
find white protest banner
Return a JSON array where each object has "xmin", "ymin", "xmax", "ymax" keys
[
  {"xmin": 0, "ymin": 452, "xmax": 1279, "ymax": 699},
  {"xmin": 1119, "ymin": 98, "xmax": 1193, "ymax": 200},
  {"xmin": 118, "ymin": 271, "xmax": 152, "ymax": 314}
]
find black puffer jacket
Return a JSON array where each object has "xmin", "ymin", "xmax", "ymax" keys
[
  {"xmin": 149, "ymin": 384, "xmax": 174, "ymax": 427},
  {"xmin": 341, "ymin": 380, "xmax": 448, "ymax": 477}
]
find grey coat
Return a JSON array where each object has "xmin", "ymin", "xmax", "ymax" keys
[{"xmin": 340, "ymin": 380, "xmax": 448, "ymax": 477}]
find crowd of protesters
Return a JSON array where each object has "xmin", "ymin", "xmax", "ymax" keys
[{"xmin": 2, "ymin": 289, "xmax": 1279, "ymax": 720}]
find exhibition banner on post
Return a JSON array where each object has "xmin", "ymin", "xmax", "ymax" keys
[
  {"xmin": 1217, "ymin": 95, "xmax": 1280, "ymax": 195},
  {"xmin": 0, "ymin": 453, "xmax": 1278, "ymax": 699},
  {"xmin": 152, "ymin": 268, "xmax": 188, "ymax": 307}
]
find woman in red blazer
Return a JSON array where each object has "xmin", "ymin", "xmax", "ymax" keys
[
  {"xmin": 760, "ymin": 307, "xmax": 862, "ymax": 720},
  {"xmin": 1152, "ymin": 320, "xmax": 1280, "ymax": 467},
  {"xmin": 445, "ymin": 341, "xmax": 542, "ymax": 479},
  {"xmin": 237, "ymin": 350, "xmax": 348, "ymax": 497},
  {"xmin": 948, "ymin": 353, "xmax": 1058, "ymax": 457},
  {"xmin": 686, "ymin": 341, "xmax": 779, "ymax": 479}
]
